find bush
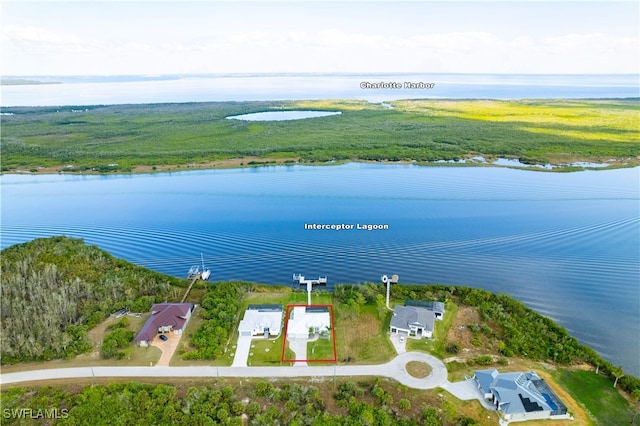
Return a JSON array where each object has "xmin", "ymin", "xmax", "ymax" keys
[
  {"xmin": 107, "ymin": 317, "xmax": 129, "ymax": 330},
  {"xmin": 398, "ymin": 398, "xmax": 411, "ymax": 411},
  {"xmin": 100, "ymin": 328, "xmax": 134, "ymax": 359},
  {"xmin": 475, "ymin": 355, "xmax": 494, "ymax": 366},
  {"xmin": 246, "ymin": 401, "xmax": 260, "ymax": 417},
  {"xmin": 446, "ymin": 342, "xmax": 461, "ymax": 354}
]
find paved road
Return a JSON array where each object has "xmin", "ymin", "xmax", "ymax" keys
[{"xmin": 1, "ymin": 352, "xmax": 447, "ymax": 390}]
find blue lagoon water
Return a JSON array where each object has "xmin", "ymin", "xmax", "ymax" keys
[{"xmin": 1, "ymin": 164, "xmax": 638, "ymax": 375}]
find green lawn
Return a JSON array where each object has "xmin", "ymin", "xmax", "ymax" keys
[
  {"xmin": 287, "ymin": 291, "xmax": 333, "ymax": 306},
  {"xmin": 2, "ymin": 99, "xmax": 638, "ymax": 173},
  {"xmin": 555, "ymin": 369, "xmax": 636, "ymax": 425},
  {"xmin": 307, "ymin": 337, "xmax": 336, "ymax": 362},
  {"xmin": 241, "ymin": 289, "xmax": 332, "ymax": 308},
  {"xmin": 247, "ymin": 336, "xmax": 285, "ymax": 366},
  {"xmin": 406, "ymin": 301, "xmax": 458, "ymax": 358}
]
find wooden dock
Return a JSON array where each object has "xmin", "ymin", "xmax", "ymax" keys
[{"xmin": 181, "ymin": 273, "xmax": 201, "ymax": 303}]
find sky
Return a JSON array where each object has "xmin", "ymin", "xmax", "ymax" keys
[{"xmin": 1, "ymin": 1, "xmax": 638, "ymax": 76}]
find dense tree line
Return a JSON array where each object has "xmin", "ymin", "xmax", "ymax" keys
[
  {"xmin": 334, "ymin": 283, "xmax": 640, "ymax": 396},
  {"xmin": 1, "ymin": 380, "xmax": 481, "ymax": 425},
  {"xmin": 182, "ymin": 281, "xmax": 248, "ymax": 360},
  {"xmin": 0, "ymin": 237, "xmax": 186, "ymax": 363}
]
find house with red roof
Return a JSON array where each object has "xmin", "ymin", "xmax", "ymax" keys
[{"xmin": 135, "ymin": 303, "xmax": 195, "ymax": 347}]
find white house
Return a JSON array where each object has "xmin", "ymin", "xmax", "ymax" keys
[
  {"xmin": 238, "ymin": 305, "xmax": 283, "ymax": 338},
  {"xmin": 473, "ymin": 369, "xmax": 569, "ymax": 422},
  {"xmin": 286, "ymin": 306, "xmax": 331, "ymax": 339}
]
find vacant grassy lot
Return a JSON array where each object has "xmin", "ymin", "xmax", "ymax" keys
[
  {"xmin": 2, "ymin": 99, "xmax": 637, "ymax": 173},
  {"xmin": 555, "ymin": 369, "xmax": 636, "ymax": 425},
  {"xmin": 334, "ymin": 304, "xmax": 395, "ymax": 364}
]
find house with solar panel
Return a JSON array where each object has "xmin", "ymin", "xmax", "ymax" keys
[{"xmin": 473, "ymin": 369, "xmax": 569, "ymax": 422}]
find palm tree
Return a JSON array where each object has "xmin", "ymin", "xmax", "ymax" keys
[{"xmin": 611, "ymin": 365, "xmax": 624, "ymax": 388}]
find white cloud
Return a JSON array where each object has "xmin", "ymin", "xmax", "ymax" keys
[
  {"xmin": 1, "ymin": 23, "xmax": 638, "ymax": 75},
  {"xmin": 2, "ymin": 25, "xmax": 82, "ymax": 45}
]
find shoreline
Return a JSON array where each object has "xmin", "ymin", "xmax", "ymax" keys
[{"xmin": 3, "ymin": 156, "xmax": 637, "ymax": 177}]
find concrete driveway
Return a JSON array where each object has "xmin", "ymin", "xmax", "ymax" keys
[
  {"xmin": 441, "ymin": 378, "xmax": 496, "ymax": 410},
  {"xmin": 151, "ymin": 332, "xmax": 182, "ymax": 366},
  {"xmin": 232, "ymin": 335, "xmax": 252, "ymax": 367},
  {"xmin": 389, "ymin": 331, "xmax": 407, "ymax": 354},
  {"xmin": 287, "ymin": 337, "xmax": 308, "ymax": 366}
]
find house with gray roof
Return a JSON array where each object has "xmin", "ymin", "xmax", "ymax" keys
[
  {"xmin": 405, "ymin": 300, "xmax": 445, "ymax": 320},
  {"xmin": 389, "ymin": 305, "xmax": 436, "ymax": 338},
  {"xmin": 389, "ymin": 300, "xmax": 446, "ymax": 339},
  {"xmin": 473, "ymin": 369, "xmax": 568, "ymax": 422}
]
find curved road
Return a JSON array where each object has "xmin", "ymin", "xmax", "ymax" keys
[{"xmin": 0, "ymin": 352, "xmax": 447, "ymax": 390}]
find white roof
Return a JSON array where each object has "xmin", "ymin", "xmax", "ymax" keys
[
  {"xmin": 287, "ymin": 306, "xmax": 330, "ymax": 336},
  {"xmin": 238, "ymin": 307, "xmax": 283, "ymax": 335}
]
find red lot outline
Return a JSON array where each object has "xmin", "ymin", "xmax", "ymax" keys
[{"xmin": 281, "ymin": 304, "xmax": 337, "ymax": 363}]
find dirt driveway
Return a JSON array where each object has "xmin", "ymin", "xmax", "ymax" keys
[{"xmin": 151, "ymin": 332, "xmax": 183, "ymax": 366}]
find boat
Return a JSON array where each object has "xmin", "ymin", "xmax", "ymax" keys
[{"xmin": 200, "ymin": 253, "xmax": 211, "ymax": 281}]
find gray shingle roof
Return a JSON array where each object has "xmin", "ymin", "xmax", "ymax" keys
[
  {"xmin": 390, "ymin": 305, "xmax": 435, "ymax": 332},
  {"xmin": 405, "ymin": 300, "xmax": 445, "ymax": 314}
]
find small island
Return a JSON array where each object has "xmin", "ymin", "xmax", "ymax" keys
[{"xmin": 1, "ymin": 237, "xmax": 638, "ymax": 425}]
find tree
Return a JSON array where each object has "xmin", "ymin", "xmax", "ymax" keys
[
  {"xmin": 398, "ymin": 398, "xmax": 411, "ymax": 411},
  {"xmin": 611, "ymin": 365, "xmax": 624, "ymax": 388}
]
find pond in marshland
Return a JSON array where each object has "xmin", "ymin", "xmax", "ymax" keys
[{"xmin": 226, "ymin": 110, "xmax": 341, "ymax": 121}]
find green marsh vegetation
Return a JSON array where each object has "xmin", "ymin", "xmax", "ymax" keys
[{"xmin": 1, "ymin": 99, "xmax": 638, "ymax": 173}]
